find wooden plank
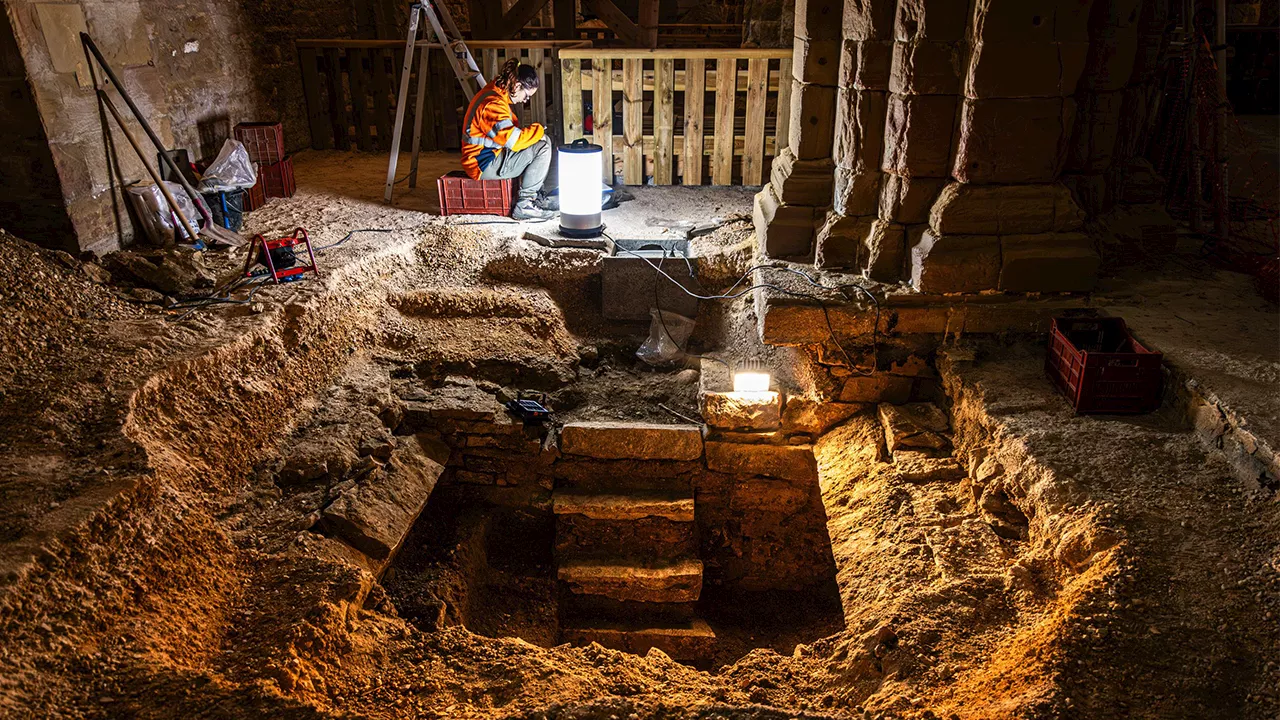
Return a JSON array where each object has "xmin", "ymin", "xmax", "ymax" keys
[
  {"xmin": 324, "ymin": 48, "xmax": 351, "ymax": 150},
  {"xmin": 592, "ymin": 57, "xmax": 614, "ymax": 182},
  {"xmin": 347, "ymin": 48, "xmax": 372, "ymax": 151},
  {"xmin": 299, "ymin": 48, "xmax": 331, "ymax": 150},
  {"xmin": 549, "ymin": 48, "xmax": 564, "ymax": 144},
  {"xmin": 529, "ymin": 47, "xmax": 546, "ymax": 126},
  {"xmin": 653, "ymin": 58, "xmax": 674, "ymax": 184},
  {"xmin": 682, "ymin": 58, "xmax": 704, "ymax": 185},
  {"xmin": 621, "ymin": 58, "xmax": 643, "ymax": 185},
  {"xmin": 776, "ymin": 58, "xmax": 792, "ymax": 153},
  {"xmin": 483, "ymin": 48, "xmax": 498, "ymax": 82},
  {"xmin": 580, "ymin": 66, "xmax": 783, "ymax": 94},
  {"xmin": 440, "ymin": 63, "xmax": 462, "ymax": 151},
  {"xmin": 296, "ymin": 39, "xmax": 593, "ymax": 50},
  {"xmin": 742, "ymin": 57, "xmax": 767, "ymax": 185},
  {"xmin": 712, "ymin": 57, "xmax": 736, "ymax": 185},
  {"xmin": 561, "ymin": 55, "xmax": 584, "ymax": 142},
  {"xmin": 639, "ymin": 0, "xmax": 659, "ymax": 48},
  {"xmin": 559, "ymin": 47, "xmax": 790, "ymax": 60},
  {"xmin": 581, "ymin": 0, "xmax": 641, "ymax": 46},
  {"xmin": 371, "ymin": 49, "xmax": 393, "ymax": 151}
]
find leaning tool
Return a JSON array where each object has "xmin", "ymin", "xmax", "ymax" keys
[{"xmin": 81, "ymin": 32, "xmax": 245, "ymax": 248}]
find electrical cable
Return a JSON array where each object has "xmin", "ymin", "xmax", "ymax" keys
[
  {"xmin": 605, "ymin": 232, "xmax": 879, "ymax": 376},
  {"xmin": 313, "ymin": 228, "xmax": 395, "ymax": 252}
]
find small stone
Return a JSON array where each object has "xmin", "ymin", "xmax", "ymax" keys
[{"xmin": 701, "ymin": 391, "xmax": 781, "ymax": 431}]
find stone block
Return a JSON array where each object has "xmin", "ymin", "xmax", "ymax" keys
[
  {"xmin": 781, "ymin": 397, "xmax": 868, "ymax": 435},
  {"xmin": 894, "ymin": 452, "xmax": 965, "ymax": 482},
  {"xmin": 561, "ymin": 619, "xmax": 715, "ymax": 664},
  {"xmin": 889, "ymin": 40, "xmax": 964, "ymax": 96},
  {"xmin": 839, "ymin": 374, "xmax": 913, "ymax": 404},
  {"xmin": 953, "ymin": 97, "xmax": 1074, "ymax": 184},
  {"xmin": 878, "ymin": 402, "xmax": 950, "ymax": 453},
  {"xmin": 929, "ymin": 182, "xmax": 1085, "ymax": 234},
  {"xmin": 814, "ymin": 213, "xmax": 874, "ymax": 269},
  {"xmin": 794, "ymin": 0, "xmax": 843, "ymax": 41},
  {"xmin": 998, "ymin": 232, "xmax": 1099, "ymax": 292},
  {"xmin": 895, "ymin": 0, "xmax": 971, "ymax": 42},
  {"xmin": 558, "ymin": 559, "xmax": 703, "ymax": 603},
  {"xmin": 866, "ymin": 219, "xmax": 907, "ymax": 282},
  {"xmin": 770, "ymin": 149, "xmax": 835, "ymax": 206},
  {"xmin": 704, "ymin": 441, "xmax": 817, "ymax": 483},
  {"xmin": 320, "ymin": 436, "xmax": 445, "ymax": 561},
  {"xmin": 971, "ymin": 0, "xmax": 1061, "ymax": 43},
  {"xmin": 1077, "ymin": 27, "xmax": 1139, "ymax": 93},
  {"xmin": 553, "ymin": 491, "xmax": 695, "ymax": 522},
  {"xmin": 882, "ymin": 93, "xmax": 959, "ymax": 178},
  {"xmin": 879, "ymin": 174, "xmax": 947, "ymax": 224},
  {"xmin": 910, "ymin": 231, "xmax": 1000, "ymax": 293},
  {"xmin": 559, "ymin": 422, "xmax": 703, "ymax": 461},
  {"xmin": 844, "ymin": 0, "xmax": 896, "ymax": 40},
  {"xmin": 965, "ymin": 41, "xmax": 1089, "ymax": 98},
  {"xmin": 793, "ymin": 37, "xmax": 841, "ymax": 87},
  {"xmin": 840, "ymin": 39, "xmax": 894, "ymax": 91},
  {"xmin": 701, "ymin": 391, "xmax": 782, "ymax": 431},
  {"xmin": 834, "ymin": 89, "xmax": 887, "ymax": 173},
  {"xmin": 834, "ymin": 167, "xmax": 882, "ymax": 217},
  {"xmin": 1066, "ymin": 90, "xmax": 1123, "ymax": 173},
  {"xmin": 731, "ymin": 476, "xmax": 811, "ymax": 513},
  {"xmin": 788, "ymin": 81, "xmax": 839, "ymax": 161},
  {"xmin": 556, "ymin": 512, "xmax": 696, "ymax": 564},
  {"xmin": 754, "ymin": 186, "xmax": 817, "ymax": 260}
]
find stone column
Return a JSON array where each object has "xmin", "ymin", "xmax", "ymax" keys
[
  {"xmin": 752, "ymin": 0, "xmax": 846, "ymax": 260},
  {"xmin": 912, "ymin": 0, "xmax": 1097, "ymax": 294}
]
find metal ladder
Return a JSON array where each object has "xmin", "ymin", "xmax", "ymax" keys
[{"xmin": 384, "ymin": 1, "xmax": 486, "ymax": 204}]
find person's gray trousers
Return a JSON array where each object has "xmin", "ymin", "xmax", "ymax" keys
[{"xmin": 478, "ymin": 136, "xmax": 551, "ymax": 201}]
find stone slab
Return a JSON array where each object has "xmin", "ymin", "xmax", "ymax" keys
[
  {"xmin": 552, "ymin": 491, "xmax": 695, "ymax": 522},
  {"xmin": 558, "ymin": 558, "xmax": 704, "ymax": 603},
  {"xmin": 929, "ymin": 182, "xmax": 1085, "ymax": 235},
  {"xmin": 561, "ymin": 618, "xmax": 716, "ymax": 663},
  {"xmin": 559, "ymin": 422, "xmax": 703, "ymax": 461},
  {"xmin": 704, "ymin": 441, "xmax": 817, "ymax": 483},
  {"xmin": 701, "ymin": 391, "xmax": 781, "ymax": 431},
  {"xmin": 910, "ymin": 231, "xmax": 1000, "ymax": 294}
]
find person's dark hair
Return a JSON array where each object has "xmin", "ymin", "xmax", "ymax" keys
[{"xmin": 495, "ymin": 58, "xmax": 540, "ymax": 94}]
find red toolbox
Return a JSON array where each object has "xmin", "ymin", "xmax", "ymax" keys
[
  {"xmin": 1045, "ymin": 317, "xmax": 1163, "ymax": 414},
  {"xmin": 234, "ymin": 122, "xmax": 286, "ymax": 165},
  {"xmin": 437, "ymin": 172, "xmax": 516, "ymax": 216},
  {"xmin": 260, "ymin": 156, "xmax": 295, "ymax": 199}
]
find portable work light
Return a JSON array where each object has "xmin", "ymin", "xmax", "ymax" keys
[
  {"xmin": 733, "ymin": 359, "xmax": 771, "ymax": 394},
  {"xmin": 558, "ymin": 139, "xmax": 604, "ymax": 238}
]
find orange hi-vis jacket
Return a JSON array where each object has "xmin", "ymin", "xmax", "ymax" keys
[{"xmin": 460, "ymin": 82, "xmax": 546, "ymax": 179}]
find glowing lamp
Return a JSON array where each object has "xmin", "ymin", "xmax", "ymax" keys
[
  {"xmin": 558, "ymin": 139, "xmax": 604, "ymax": 238},
  {"xmin": 732, "ymin": 359, "xmax": 771, "ymax": 394}
]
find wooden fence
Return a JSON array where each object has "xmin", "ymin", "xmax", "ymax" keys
[
  {"xmin": 558, "ymin": 48, "xmax": 792, "ymax": 186},
  {"xmin": 516, "ymin": 24, "xmax": 742, "ymax": 47},
  {"xmin": 297, "ymin": 39, "xmax": 589, "ymax": 153}
]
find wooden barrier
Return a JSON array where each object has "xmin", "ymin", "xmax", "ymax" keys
[
  {"xmin": 517, "ymin": 24, "xmax": 742, "ymax": 47},
  {"xmin": 297, "ymin": 39, "xmax": 589, "ymax": 152},
  {"xmin": 558, "ymin": 48, "xmax": 792, "ymax": 186}
]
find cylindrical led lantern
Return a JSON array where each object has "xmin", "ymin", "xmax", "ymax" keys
[{"xmin": 558, "ymin": 139, "xmax": 603, "ymax": 238}]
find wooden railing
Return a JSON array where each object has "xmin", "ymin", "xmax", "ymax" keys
[
  {"xmin": 558, "ymin": 48, "xmax": 792, "ymax": 186},
  {"xmin": 516, "ymin": 24, "xmax": 743, "ymax": 47},
  {"xmin": 296, "ymin": 39, "xmax": 589, "ymax": 153}
]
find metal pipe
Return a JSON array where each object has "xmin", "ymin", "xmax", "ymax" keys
[{"xmin": 98, "ymin": 89, "xmax": 201, "ymax": 244}]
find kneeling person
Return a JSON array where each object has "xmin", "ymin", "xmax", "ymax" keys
[{"xmin": 461, "ymin": 59, "xmax": 554, "ymax": 221}]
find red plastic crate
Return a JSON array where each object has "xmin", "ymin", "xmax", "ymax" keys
[
  {"xmin": 243, "ymin": 177, "xmax": 268, "ymax": 211},
  {"xmin": 261, "ymin": 156, "xmax": 295, "ymax": 199},
  {"xmin": 1045, "ymin": 317, "xmax": 1163, "ymax": 414},
  {"xmin": 234, "ymin": 122, "xmax": 285, "ymax": 165},
  {"xmin": 437, "ymin": 172, "xmax": 516, "ymax": 216}
]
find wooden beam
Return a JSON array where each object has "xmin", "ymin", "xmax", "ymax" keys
[
  {"xmin": 592, "ymin": 57, "xmax": 614, "ymax": 182},
  {"xmin": 682, "ymin": 58, "xmax": 704, "ymax": 185},
  {"xmin": 712, "ymin": 57, "xmax": 735, "ymax": 185},
  {"xmin": 621, "ymin": 58, "xmax": 642, "ymax": 184},
  {"xmin": 581, "ymin": 0, "xmax": 641, "ymax": 46},
  {"xmin": 558, "ymin": 47, "xmax": 790, "ymax": 60},
  {"xmin": 553, "ymin": 0, "xmax": 576, "ymax": 40},
  {"xmin": 492, "ymin": 0, "xmax": 552, "ymax": 39},
  {"xmin": 638, "ymin": 0, "xmax": 659, "ymax": 48},
  {"xmin": 299, "ymin": 48, "xmax": 331, "ymax": 150},
  {"xmin": 742, "ymin": 58, "xmax": 767, "ymax": 185},
  {"xmin": 653, "ymin": 58, "xmax": 674, "ymax": 184}
]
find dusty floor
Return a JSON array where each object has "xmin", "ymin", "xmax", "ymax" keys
[{"xmin": 0, "ymin": 150, "xmax": 1277, "ymax": 719}]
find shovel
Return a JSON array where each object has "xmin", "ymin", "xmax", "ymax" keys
[{"xmin": 81, "ymin": 32, "xmax": 246, "ymax": 248}]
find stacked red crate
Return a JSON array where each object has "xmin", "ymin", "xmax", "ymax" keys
[{"xmin": 234, "ymin": 122, "xmax": 295, "ymax": 201}]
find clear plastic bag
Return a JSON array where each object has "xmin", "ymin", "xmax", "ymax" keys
[
  {"xmin": 126, "ymin": 181, "xmax": 211, "ymax": 245},
  {"xmin": 636, "ymin": 309, "xmax": 695, "ymax": 366},
  {"xmin": 198, "ymin": 139, "xmax": 258, "ymax": 191}
]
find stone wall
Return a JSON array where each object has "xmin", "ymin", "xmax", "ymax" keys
[
  {"xmin": 1, "ymin": 0, "xmax": 382, "ymax": 252},
  {"xmin": 755, "ymin": 0, "xmax": 1173, "ymax": 295}
]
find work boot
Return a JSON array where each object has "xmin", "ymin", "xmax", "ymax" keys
[
  {"xmin": 535, "ymin": 191, "xmax": 559, "ymax": 211},
  {"xmin": 511, "ymin": 198, "xmax": 555, "ymax": 221}
]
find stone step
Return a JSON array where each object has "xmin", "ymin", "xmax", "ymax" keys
[
  {"xmin": 552, "ymin": 491, "xmax": 695, "ymax": 522},
  {"xmin": 558, "ymin": 421, "xmax": 703, "ymax": 461},
  {"xmin": 561, "ymin": 618, "xmax": 717, "ymax": 664},
  {"xmin": 557, "ymin": 558, "xmax": 703, "ymax": 604},
  {"xmin": 555, "ymin": 513, "xmax": 697, "ymax": 564},
  {"xmin": 560, "ymin": 594, "xmax": 697, "ymax": 624},
  {"xmin": 550, "ymin": 457, "xmax": 696, "ymax": 494}
]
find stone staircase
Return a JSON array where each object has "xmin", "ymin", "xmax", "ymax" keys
[{"xmin": 552, "ymin": 422, "xmax": 716, "ymax": 663}]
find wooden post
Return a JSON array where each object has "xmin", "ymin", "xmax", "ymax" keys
[
  {"xmin": 371, "ymin": 50, "xmax": 393, "ymax": 150},
  {"xmin": 712, "ymin": 57, "xmax": 736, "ymax": 185},
  {"xmin": 593, "ymin": 57, "xmax": 614, "ymax": 182},
  {"xmin": 529, "ymin": 47, "xmax": 546, "ymax": 125},
  {"xmin": 553, "ymin": 0, "xmax": 576, "ymax": 40},
  {"xmin": 682, "ymin": 58, "xmax": 705, "ymax": 186},
  {"xmin": 775, "ymin": 58, "xmax": 792, "ymax": 155},
  {"xmin": 742, "ymin": 58, "xmax": 767, "ymax": 185},
  {"xmin": 639, "ymin": 0, "xmax": 659, "ymax": 48},
  {"xmin": 300, "ymin": 48, "xmax": 331, "ymax": 150},
  {"xmin": 324, "ymin": 48, "xmax": 350, "ymax": 150},
  {"xmin": 561, "ymin": 55, "xmax": 585, "ymax": 142},
  {"xmin": 622, "ymin": 58, "xmax": 643, "ymax": 184},
  {"xmin": 654, "ymin": 58, "xmax": 674, "ymax": 184}
]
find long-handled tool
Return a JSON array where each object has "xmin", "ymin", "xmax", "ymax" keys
[{"xmin": 80, "ymin": 32, "xmax": 245, "ymax": 248}]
